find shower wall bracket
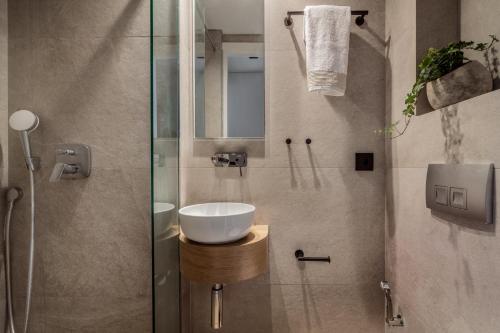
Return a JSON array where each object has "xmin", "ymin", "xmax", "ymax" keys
[{"xmin": 30, "ymin": 157, "xmax": 41, "ymax": 171}]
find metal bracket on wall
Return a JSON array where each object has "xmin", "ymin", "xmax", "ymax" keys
[{"xmin": 380, "ymin": 281, "xmax": 404, "ymax": 326}]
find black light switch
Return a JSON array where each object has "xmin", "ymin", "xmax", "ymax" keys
[{"xmin": 355, "ymin": 153, "xmax": 374, "ymax": 171}]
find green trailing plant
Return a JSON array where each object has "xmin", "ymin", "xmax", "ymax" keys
[{"xmin": 382, "ymin": 34, "xmax": 498, "ymax": 139}]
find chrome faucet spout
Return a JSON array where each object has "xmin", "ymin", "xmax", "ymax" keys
[{"xmin": 211, "ymin": 152, "xmax": 247, "ymax": 176}]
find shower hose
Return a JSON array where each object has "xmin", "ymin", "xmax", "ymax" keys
[{"xmin": 4, "ymin": 170, "xmax": 35, "ymax": 333}]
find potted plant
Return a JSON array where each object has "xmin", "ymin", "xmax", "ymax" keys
[{"xmin": 384, "ymin": 35, "xmax": 498, "ymax": 139}]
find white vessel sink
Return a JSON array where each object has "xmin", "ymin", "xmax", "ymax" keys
[{"xmin": 179, "ymin": 202, "xmax": 255, "ymax": 244}]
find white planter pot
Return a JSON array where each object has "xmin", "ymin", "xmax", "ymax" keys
[{"xmin": 426, "ymin": 60, "xmax": 493, "ymax": 110}]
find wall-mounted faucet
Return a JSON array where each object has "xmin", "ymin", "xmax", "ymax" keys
[
  {"xmin": 211, "ymin": 152, "xmax": 247, "ymax": 176},
  {"xmin": 380, "ymin": 281, "xmax": 404, "ymax": 326},
  {"xmin": 49, "ymin": 144, "xmax": 91, "ymax": 182}
]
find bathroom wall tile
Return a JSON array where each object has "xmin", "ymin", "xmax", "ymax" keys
[
  {"xmin": 38, "ymin": 168, "xmax": 151, "ymax": 298},
  {"xmin": 389, "ymin": 90, "xmax": 500, "ymax": 168},
  {"xmin": 122, "ymin": 167, "xmax": 152, "ymax": 231},
  {"xmin": 386, "ymin": 167, "xmax": 500, "ymax": 333},
  {"xmin": 7, "ymin": 0, "xmax": 37, "ymax": 39},
  {"xmin": 181, "ymin": 46, "xmax": 386, "ymax": 169},
  {"xmin": 461, "ymin": 0, "xmax": 500, "ymax": 68},
  {"xmin": 385, "ymin": 2, "xmax": 500, "ymax": 332},
  {"xmin": 7, "ymin": 37, "xmax": 35, "ymax": 115},
  {"xmin": 181, "ymin": 0, "xmax": 386, "ymax": 329},
  {"xmin": 31, "ymin": 37, "xmax": 150, "ymax": 169},
  {"xmin": 181, "ymin": 0, "xmax": 386, "ymax": 170},
  {"xmin": 182, "ymin": 167, "xmax": 385, "ymax": 286},
  {"xmin": 190, "ymin": 281, "xmax": 383, "ymax": 333},
  {"xmin": 13, "ymin": 296, "xmax": 46, "ymax": 332},
  {"xmin": 154, "ymin": 233, "xmax": 180, "ymax": 333},
  {"xmin": 385, "ymin": 0, "xmax": 415, "ymax": 43},
  {"xmin": 266, "ymin": 48, "xmax": 385, "ymax": 168},
  {"xmin": 385, "ymin": 29, "xmax": 416, "ymax": 168},
  {"xmin": 34, "ymin": 0, "xmax": 150, "ymax": 38},
  {"xmin": 386, "ymin": 0, "xmax": 500, "ymax": 170},
  {"xmin": 44, "ymin": 296, "xmax": 151, "ymax": 332},
  {"xmin": 8, "ymin": 0, "xmax": 153, "ymax": 329}
]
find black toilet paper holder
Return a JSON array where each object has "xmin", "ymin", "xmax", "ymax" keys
[{"xmin": 295, "ymin": 249, "xmax": 331, "ymax": 263}]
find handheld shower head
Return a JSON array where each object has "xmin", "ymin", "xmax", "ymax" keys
[
  {"xmin": 9, "ymin": 109, "xmax": 39, "ymax": 132},
  {"xmin": 9, "ymin": 110, "xmax": 40, "ymax": 171}
]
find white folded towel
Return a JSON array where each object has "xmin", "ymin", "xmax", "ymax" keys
[{"xmin": 304, "ymin": 5, "xmax": 351, "ymax": 96}]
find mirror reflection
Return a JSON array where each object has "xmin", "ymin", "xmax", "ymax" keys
[{"xmin": 194, "ymin": 0, "xmax": 265, "ymax": 139}]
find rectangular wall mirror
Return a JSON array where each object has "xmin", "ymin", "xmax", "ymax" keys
[{"xmin": 193, "ymin": 0, "xmax": 265, "ymax": 139}]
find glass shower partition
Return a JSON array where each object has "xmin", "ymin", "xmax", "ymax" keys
[{"xmin": 151, "ymin": 0, "xmax": 180, "ymax": 332}]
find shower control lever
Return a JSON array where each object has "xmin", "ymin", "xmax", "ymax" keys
[
  {"xmin": 50, "ymin": 144, "xmax": 92, "ymax": 181},
  {"xmin": 49, "ymin": 163, "xmax": 78, "ymax": 182}
]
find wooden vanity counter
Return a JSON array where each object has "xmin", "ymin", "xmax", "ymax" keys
[{"xmin": 180, "ymin": 225, "xmax": 269, "ymax": 284}]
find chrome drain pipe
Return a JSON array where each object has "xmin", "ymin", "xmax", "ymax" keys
[
  {"xmin": 380, "ymin": 281, "xmax": 404, "ymax": 326},
  {"xmin": 211, "ymin": 284, "xmax": 223, "ymax": 329}
]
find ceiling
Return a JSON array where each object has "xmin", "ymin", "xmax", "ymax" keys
[{"xmin": 201, "ymin": 0, "xmax": 264, "ymax": 35}]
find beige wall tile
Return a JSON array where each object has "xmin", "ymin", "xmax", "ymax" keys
[
  {"xmin": 7, "ymin": 0, "xmax": 36, "ymax": 39},
  {"xmin": 38, "ymin": 168, "xmax": 150, "ymax": 298},
  {"xmin": 390, "ymin": 90, "xmax": 500, "ymax": 168},
  {"xmin": 13, "ymin": 297, "xmax": 46, "ymax": 332},
  {"xmin": 30, "ymin": 37, "xmax": 150, "ymax": 169},
  {"xmin": 386, "ymin": 1, "xmax": 500, "ymax": 332},
  {"xmin": 7, "ymin": 0, "xmax": 152, "ymax": 329},
  {"xmin": 181, "ymin": 0, "xmax": 386, "ymax": 330},
  {"xmin": 182, "ymin": 46, "xmax": 386, "ymax": 169},
  {"xmin": 44, "ymin": 296, "xmax": 151, "ymax": 332},
  {"xmin": 35, "ymin": 0, "xmax": 150, "ymax": 38},
  {"xmin": 183, "ymin": 167, "xmax": 385, "ymax": 286},
  {"xmin": 386, "ymin": 167, "xmax": 500, "ymax": 333},
  {"xmin": 190, "ymin": 281, "xmax": 383, "ymax": 333}
]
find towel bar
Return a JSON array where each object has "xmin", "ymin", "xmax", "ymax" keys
[{"xmin": 284, "ymin": 10, "xmax": 369, "ymax": 27}]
